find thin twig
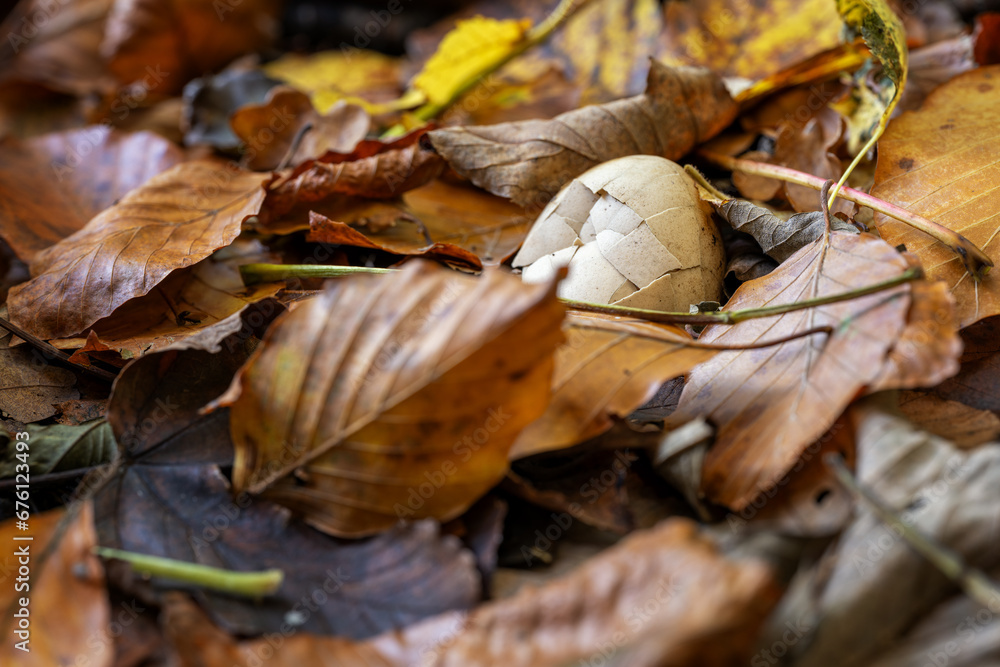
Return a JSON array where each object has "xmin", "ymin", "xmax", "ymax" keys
[
  {"xmin": 699, "ymin": 150, "xmax": 993, "ymax": 279},
  {"xmin": 0, "ymin": 317, "xmax": 117, "ymax": 382},
  {"xmin": 275, "ymin": 121, "xmax": 314, "ymax": 171}
]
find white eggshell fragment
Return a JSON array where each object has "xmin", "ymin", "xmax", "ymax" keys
[{"xmin": 514, "ymin": 156, "xmax": 725, "ymax": 311}]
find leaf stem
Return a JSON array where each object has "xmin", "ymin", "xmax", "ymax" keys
[
  {"xmin": 563, "ymin": 266, "xmax": 923, "ymax": 325},
  {"xmin": 240, "ymin": 263, "xmax": 394, "ymax": 285},
  {"xmin": 93, "ymin": 547, "xmax": 283, "ymax": 597},
  {"xmin": 825, "ymin": 453, "xmax": 1000, "ymax": 609},
  {"xmin": 698, "ymin": 150, "xmax": 993, "ymax": 279}
]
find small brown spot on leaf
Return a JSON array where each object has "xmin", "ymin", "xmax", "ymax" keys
[{"xmin": 898, "ymin": 157, "xmax": 915, "ymax": 170}]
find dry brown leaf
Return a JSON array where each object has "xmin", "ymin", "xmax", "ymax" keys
[
  {"xmin": 899, "ymin": 390, "xmax": 1000, "ymax": 448},
  {"xmin": 229, "ymin": 86, "xmax": 371, "ymax": 171},
  {"xmin": 307, "ymin": 211, "xmax": 482, "ymax": 271},
  {"xmin": 658, "ymin": 0, "xmax": 842, "ymax": 81},
  {"xmin": 510, "ymin": 312, "xmax": 716, "ymax": 459},
  {"xmin": 0, "ymin": 0, "xmax": 115, "ymax": 97},
  {"xmin": 7, "ymin": 159, "xmax": 268, "ymax": 340},
  {"xmin": 101, "ymin": 0, "xmax": 282, "ymax": 94},
  {"xmin": 165, "ymin": 519, "xmax": 779, "ymax": 667},
  {"xmin": 668, "ymin": 232, "xmax": 959, "ymax": 510},
  {"xmin": 0, "ymin": 126, "xmax": 184, "ymax": 262},
  {"xmin": 761, "ymin": 395, "xmax": 1000, "ymax": 666},
  {"xmin": 47, "ymin": 240, "xmax": 285, "ymax": 358},
  {"xmin": 0, "ymin": 340, "xmax": 78, "ymax": 424},
  {"xmin": 934, "ymin": 314, "xmax": 1000, "ymax": 413},
  {"xmin": 215, "ymin": 261, "xmax": 565, "ymax": 537},
  {"xmin": 265, "ymin": 142, "xmax": 445, "ymax": 218},
  {"xmin": 870, "ymin": 65, "xmax": 1000, "ymax": 328},
  {"xmin": 0, "ymin": 503, "xmax": 110, "ymax": 666},
  {"xmin": 427, "ymin": 61, "xmax": 738, "ymax": 208}
]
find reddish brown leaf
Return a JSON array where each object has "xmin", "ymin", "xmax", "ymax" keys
[
  {"xmin": 668, "ymin": 232, "xmax": 959, "ymax": 510},
  {"xmin": 7, "ymin": 160, "xmax": 268, "ymax": 340},
  {"xmin": 428, "ymin": 61, "xmax": 738, "ymax": 208},
  {"xmin": 307, "ymin": 210, "xmax": 482, "ymax": 270},
  {"xmin": 0, "ymin": 126, "xmax": 184, "ymax": 262},
  {"xmin": 215, "ymin": 261, "xmax": 565, "ymax": 537}
]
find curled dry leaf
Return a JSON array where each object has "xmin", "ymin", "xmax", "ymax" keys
[
  {"xmin": 762, "ymin": 396, "xmax": 1000, "ymax": 666},
  {"xmin": 215, "ymin": 261, "xmax": 565, "ymax": 537},
  {"xmin": 0, "ymin": 503, "xmax": 110, "ymax": 667},
  {"xmin": 164, "ymin": 519, "xmax": 780, "ymax": 667},
  {"xmin": 7, "ymin": 160, "xmax": 268, "ymax": 340},
  {"xmin": 264, "ymin": 142, "xmax": 445, "ymax": 218},
  {"xmin": 510, "ymin": 311, "xmax": 716, "ymax": 460},
  {"xmin": 427, "ymin": 61, "xmax": 738, "ymax": 208},
  {"xmin": 307, "ymin": 211, "xmax": 482, "ymax": 271},
  {"xmin": 716, "ymin": 199, "xmax": 857, "ymax": 263},
  {"xmin": 669, "ymin": 232, "xmax": 959, "ymax": 510},
  {"xmin": 230, "ymin": 87, "xmax": 371, "ymax": 171},
  {"xmin": 870, "ymin": 65, "xmax": 1000, "ymax": 328},
  {"xmin": 0, "ymin": 126, "xmax": 184, "ymax": 262},
  {"xmin": 101, "ymin": 0, "xmax": 282, "ymax": 94}
]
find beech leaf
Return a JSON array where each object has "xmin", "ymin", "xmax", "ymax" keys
[
  {"xmin": 7, "ymin": 160, "xmax": 269, "ymax": 340},
  {"xmin": 216, "ymin": 261, "xmax": 566, "ymax": 537}
]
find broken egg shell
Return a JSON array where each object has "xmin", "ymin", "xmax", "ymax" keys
[{"xmin": 515, "ymin": 155, "xmax": 725, "ymax": 312}]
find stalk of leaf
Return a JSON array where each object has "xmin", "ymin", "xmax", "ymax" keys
[
  {"xmin": 698, "ymin": 150, "xmax": 993, "ymax": 279},
  {"xmin": 826, "ymin": 453, "xmax": 1000, "ymax": 609},
  {"xmin": 93, "ymin": 546, "xmax": 283, "ymax": 597},
  {"xmin": 240, "ymin": 262, "xmax": 923, "ymax": 328}
]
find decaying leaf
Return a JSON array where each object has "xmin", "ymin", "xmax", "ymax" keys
[
  {"xmin": 0, "ymin": 342, "xmax": 78, "ymax": 424},
  {"xmin": 510, "ymin": 312, "xmax": 716, "ymax": 459},
  {"xmin": 7, "ymin": 160, "xmax": 268, "ymax": 340},
  {"xmin": 0, "ymin": 127, "xmax": 184, "ymax": 262},
  {"xmin": 216, "ymin": 261, "xmax": 565, "ymax": 537},
  {"xmin": 0, "ymin": 419, "xmax": 115, "ymax": 477},
  {"xmin": 307, "ymin": 211, "xmax": 482, "ymax": 271},
  {"xmin": 428, "ymin": 61, "xmax": 738, "ymax": 208},
  {"xmin": 761, "ymin": 396, "xmax": 1000, "ymax": 666},
  {"xmin": 870, "ymin": 65, "xmax": 1000, "ymax": 328},
  {"xmin": 668, "ymin": 232, "xmax": 958, "ymax": 510},
  {"xmin": 934, "ymin": 314, "xmax": 1000, "ymax": 414},
  {"xmin": 165, "ymin": 519, "xmax": 780, "ymax": 667},
  {"xmin": 716, "ymin": 199, "xmax": 857, "ymax": 263},
  {"xmin": 0, "ymin": 503, "xmax": 111, "ymax": 667},
  {"xmin": 229, "ymin": 87, "xmax": 371, "ymax": 171},
  {"xmin": 899, "ymin": 390, "xmax": 1000, "ymax": 448}
]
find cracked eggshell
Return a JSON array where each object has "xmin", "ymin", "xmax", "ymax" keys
[{"xmin": 516, "ymin": 155, "xmax": 725, "ymax": 311}]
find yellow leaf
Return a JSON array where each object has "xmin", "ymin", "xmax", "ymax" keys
[
  {"xmin": 829, "ymin": 0, "xmax": 908, "ymax": 203},
  {"xmin": 412, "ymin": 16, "xmax": 532, "ymax": 107},
  {"xmin": 262, "ymin": 50, "xmax": 403, "ymax": 113}
]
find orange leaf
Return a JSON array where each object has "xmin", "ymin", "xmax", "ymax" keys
[{"xmin": 216, "ymin": 261, "xmax": 565, "ymax": 537}]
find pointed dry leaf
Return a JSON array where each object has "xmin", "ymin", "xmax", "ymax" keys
[
  {"xmin": 164, "ymin": 519, "xmax": 780, "ymax": 667},
  {"xmin": 669, "ymin": 232, "xmax": 958, "ymax": 510},
  {"xmin": 870, "ymin": 66, "xmax": 1000, "ymax": 328},
  {"xmin": 217, "ymin": 261, "xmax": 565, "ymax": 537},
  {"xmin": 510, "ymin": 312, "xmax": 716, "ymax": 459},
  {"xmin": 428, "ymin": 61, "xmax": 738, "ymax": 208},
  {"xmin": 0, "ymin": 127, "xmax": 184, "ymax": 262},
  {"xmin": 7, "ymin": 160, "xmax": 268, "ymax": 340}
]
